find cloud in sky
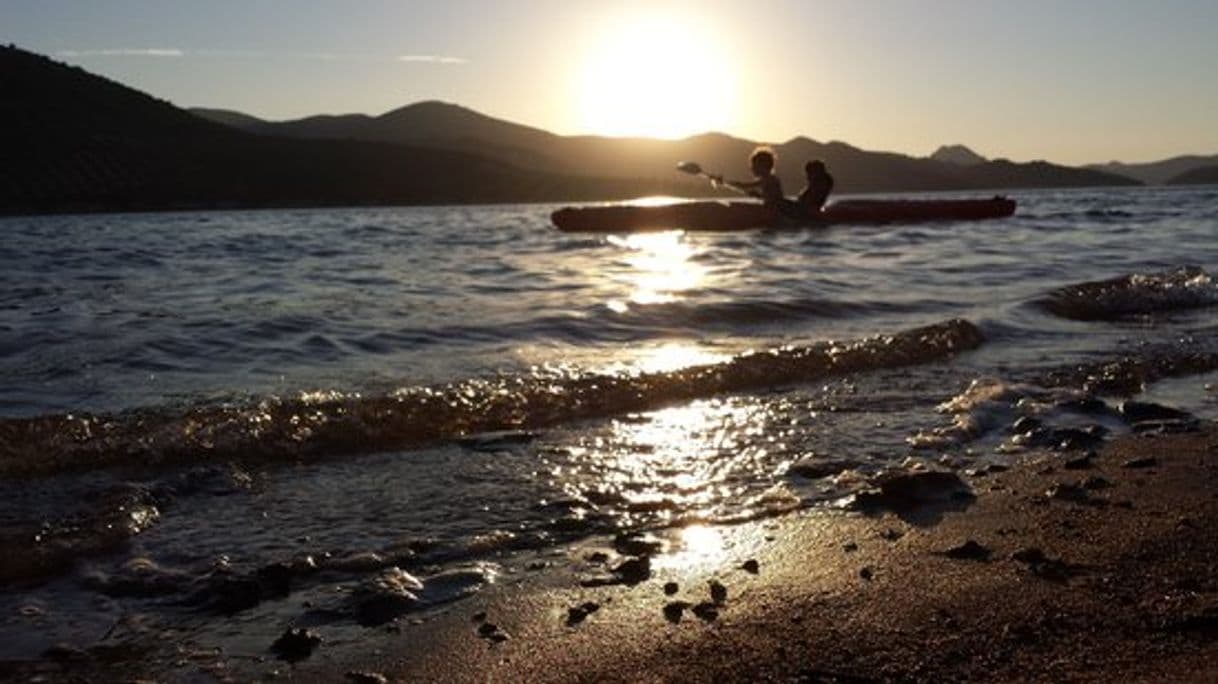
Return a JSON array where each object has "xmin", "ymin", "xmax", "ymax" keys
[
  {"xmin": 57, "ymin": 48, "xmax": 184, "ymax": 58},
  {"xmin": 54, "ymin": 49, "xmax": 467, "ymax": 64},
  {"xmin": 396, "ymin": 55, "xmax": 467, "ymax": 65}
]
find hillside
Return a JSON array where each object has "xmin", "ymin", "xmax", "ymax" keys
[
  {"xmin": 930, "ymin": 144, "xmax": 987, "ymax": 166},
  {"xmin": 0, "ymin": 46, "xmax": 694, "ymax": 215},
  {"xmin": 1086, "ymin": 155, "xmax": 1218, "ymax": 185},
  {"xmin": 196, "ymin": 102, "xmax": 1138, "ymax": 194},
  {"xmin": 1167, "ymin": 165, "xmax": 1218, "ymax": 186}
]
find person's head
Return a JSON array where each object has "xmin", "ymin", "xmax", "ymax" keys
[
  {"xmin": 805, "ymin": 160, "xmax": 827, "ymax": 178},
  {"xmin": 750, "ymin": 147, "xmax": 776, "ymax": 176}
]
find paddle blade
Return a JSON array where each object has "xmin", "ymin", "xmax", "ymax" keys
[{"xmin": 676, "ymin": 161, "xmax": 703, "ymax": 175}]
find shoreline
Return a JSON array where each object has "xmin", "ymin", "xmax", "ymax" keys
[
  {"xmin": 302, "ymin": 425, "xmax": 1218, "ymax": 683},
  {"xmin": 7, "ymin": 426, "xmax": 1218, "ymax": 681}
]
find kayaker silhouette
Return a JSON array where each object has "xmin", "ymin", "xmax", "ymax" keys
[
  {"xmin": 710, "ymin": 147, "xmax": 802, "ymax": 217},
  {"xmin": 797, "ymin": 159, "xmax": 834, "ymax": 213}
]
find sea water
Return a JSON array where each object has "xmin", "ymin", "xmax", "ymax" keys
[{"xmin": 2, "ymin": 186, "xmax": 1218, "ymax": 665}]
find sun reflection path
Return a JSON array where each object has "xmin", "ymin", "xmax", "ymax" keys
[{"xmin": 606, "ymin": 230, "xmax": 705, "ymax": 311}]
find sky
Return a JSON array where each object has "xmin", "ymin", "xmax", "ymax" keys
[{"xmin": 4, "ymin": 0, "xmax": 1217, "ymax": 165}]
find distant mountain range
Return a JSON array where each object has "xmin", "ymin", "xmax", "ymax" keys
[
  {"xmin": 1085, "ymin": 155, "xmax": 1218, "ymax": 185},
  {"xmin": 188, "ymin": 103, "xmax": 1138, "ymax": 197},
  {"xmin": 8, "ymin": 44, "xmax": 1214, "ymax": 216},
  {"xmin": 1167, "ymin": 165, "xmax": 1218, "ymax": 186}
]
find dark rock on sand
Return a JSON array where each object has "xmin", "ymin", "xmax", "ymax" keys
[
  {"xmin": 859, "ymin": 567, "xmax": 874, "ymax": 581},
  {"xmin": 940, "ymin": 540, "xmax": 992, "ymax": 561},
  {"xmin": 1122, "ymin": 457, "xmax": 1159, "ymax": 469},
  {"xmin": 663, "ymin": 601, "xmax": 690, "ymax": 623},
  {"xmin": 613, "ymin": 532, "xmax": 666, "ymax": 557},
  {"xmin": 477, "ymin": 622, "xmax": 510, "ymax": 642},
  {"xmin": 1063, "ymin": 451, "xmax": 1097, "ymax": 470},
  {"xmin": 664, "ymin": 581, "xmax": 679, "ymax": 595},
  {"xmin": 789, "ymin": 458, "xmax": 858, "ymax": 480},
  {"xmin": 566, "ymin": 601, "xmax": 600, "ymax": 626},
  {"xmin": 853, "ymin": 471, "xmax": 974, "ymax": 514},
  {"xmin": 1118, "ymin": 401, "xmax": 1193, "ymax": 424},
  {"xmin": 742, "ymin": 559, "xmax": 760, "ymax": 574},
  {"xmin": 205, "ymin": 575, "xmax": 265, "ymax": 614},
  {"xmin": 1011, "ymin": 547, "xmax": 1080, "ymax": 582},
  {"xmin": 692, "ymin": 601, "xmax": 720, "ymax": 622},
  {"xmin": 709, "ymin": 580, "xmax": 728, "ymax": 604},
  {"xmin": 345, "ymin": 671, "xmax": 389, "ymax": 684},
  {"xmin": 613, "ymin": 556, "xmax": 651, "ymax": 585},
  {"xmin": 271, "ymin": 627, "xmax": 322, "ymax": 662}
]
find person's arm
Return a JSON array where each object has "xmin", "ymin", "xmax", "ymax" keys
[{"xmin": 711, "ymin": 175, "xmax": 763, "ymax": 197}]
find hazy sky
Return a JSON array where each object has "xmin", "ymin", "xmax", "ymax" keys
[{"xmin": 4, "ymin": 0, "xmax": 1216, "ymax": 164}]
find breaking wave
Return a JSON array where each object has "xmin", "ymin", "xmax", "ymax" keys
[
  {"xmin": 0, "ymin": 318, "xmax": 983, "ymax": 477},
  {"xmin": 1038, "ymin": 266, "xmax": 1218, "ymax": 321}
]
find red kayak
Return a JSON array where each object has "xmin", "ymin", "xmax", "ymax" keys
[{"xmin": 551, "ymin": 197, "xmax": 1016, "ymax": 232}]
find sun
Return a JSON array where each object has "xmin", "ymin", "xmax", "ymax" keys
[{"xmin": 576, "ymin": 13, "xmax": 738, "ymax": 139}]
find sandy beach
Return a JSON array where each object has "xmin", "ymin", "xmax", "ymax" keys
[{"xmin": 264, "ymin": 424, "xmax": 1218, "ymax": 684}]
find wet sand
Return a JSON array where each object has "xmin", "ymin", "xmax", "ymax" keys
[
  {"xmin": 10, "ymin": 425, "xmax": 1218, "ymax": 682},
  {"xmin": 301, "ymin": 424, "xmax": 1218, "ymax": 683}
]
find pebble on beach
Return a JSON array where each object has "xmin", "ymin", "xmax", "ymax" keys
[{"xmin": 271, "ymin": 627, "xmax": 322, "ymax": 662}]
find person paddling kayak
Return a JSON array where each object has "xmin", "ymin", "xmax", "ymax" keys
[{"xmin": 711, "ymin": 147, "xmax": 802, "ymax": 217}]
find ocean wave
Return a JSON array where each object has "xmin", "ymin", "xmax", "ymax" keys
[
  {"xmin": 0, "ymin": 318, "xmax": 983, "ymax": 477},
  {"xmin": 1037, "ymin": 266, "xmax": 1218, "ymax": 321}
]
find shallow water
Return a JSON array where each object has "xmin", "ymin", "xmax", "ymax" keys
[{"xmin": 3, "ymin": 186, "xmax": 1218, "ymax": 670}]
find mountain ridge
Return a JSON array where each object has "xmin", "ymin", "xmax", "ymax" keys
[
  {"xmin": 192, "ymin": 104, "xmax": 1136, "ymax": 195},
  {"xmin": 2, "ymin": 44, "xmax": 1143, "ymax": 216}
]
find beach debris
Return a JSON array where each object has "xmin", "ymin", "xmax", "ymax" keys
[
  {"xmin": 353, "ymin": 568, "xmax": 423, "ymax": 626},
  {"xmin": 741, "ymin": 559, "xmax": 760, "ymax": 574},
  {"xmin": 859, "ymin": 567, "xmax": 874, "ymax": 581},
  {"xmin": 663, "ymin": 601, "xmax": 690, "ymax": 623},
  {"xmin": 939, "ymin": 540, "xmax": 992, "ymax": 561},
  {"xmin": 852, "ymin": 470, "xmax": 974, "ymax": 514},
  {"xmin": 271, "ymin": 628, "xmax": 321, "ymax": 662},
  {"xmin": 566, "ymin": 601, "xmax": 601, "ymax": 626},
  {"xmin": 663, "ymin": 581, "xmax": 679, "ymax": 595},
  {"xmin": 843, "ymin": 541, "xmax": 859, "ymax": 552},
  {"xmin": 691, "ymin": 601, "xmax": 720, "ymax": 622},
  {"xmin": 613, "ymin": 532, "xmax": 666, "ymax": 557},
  {"xmin": 1122, "ymin": 456, "xmax": 1159, "ymax": 469},
  {"xmin": 477, "ymin": 622, "xmax": 510, "ymax": 643},
  {"xmin": 708, "ymin": 579, "xmax": 728, "ymax": 604},
  {"xmin": 345, "ymin": 671, "xmax": 389, "ymax": 684}
]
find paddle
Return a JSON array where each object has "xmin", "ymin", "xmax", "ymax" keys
[{"xmin": 678, "ymin": 160, "xmax": 731, "ymax": 189}]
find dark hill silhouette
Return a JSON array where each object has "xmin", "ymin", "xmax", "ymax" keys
[
  {"xmin": 1, "ymin": 45, "xmax": 694, "ymax": 215},
  {"xmin": 1086, "ymin": 155, "xmax": 1218, "ymax": 185},
  {"xmin": 931, "ymin": 144, "xmax": 987, "ymax": 166},
  {"xmin": 196, "ymin": 103, "xmax": 1138, "ymax": 194},
  {"xmin": 1167, "ymin": 165, "xmax": 1218, "ymax": 185}
]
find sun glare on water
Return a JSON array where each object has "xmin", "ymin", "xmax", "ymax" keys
[{"xmin": 576, "ymin": 13, "xmax": 738, "ymax": 139}]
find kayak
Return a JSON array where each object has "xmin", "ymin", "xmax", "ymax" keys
[{"xmin": 551, "ymin": 197, "xmax": 1016, "ymax": 232}]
